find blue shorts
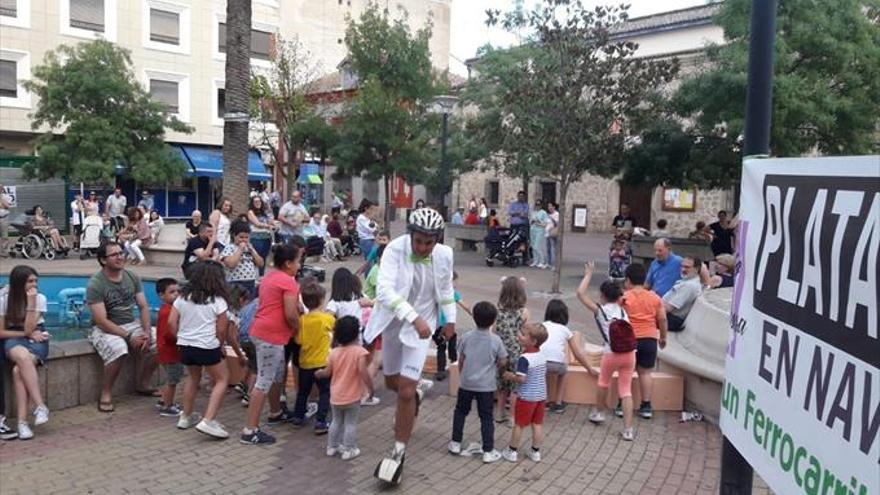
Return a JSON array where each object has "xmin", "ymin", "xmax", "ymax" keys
[{"xmin": 4, "ymin": 337, "xmax": 50, "ymax": 365}]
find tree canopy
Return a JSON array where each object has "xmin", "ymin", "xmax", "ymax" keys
[
  {"xmin": 23, "ymin": 40, "xmax": 192, "ymax": 183},
  {"xmin": 331, "ymin": 2, "xmax": 445, "ymax": 220},
  {"xmin": 624, "ymin": 0, "xmax": 880, "ymax": 189},
  {"xmin": 469, "ymin": 1, "xmax": 678, "ymax": 291}
]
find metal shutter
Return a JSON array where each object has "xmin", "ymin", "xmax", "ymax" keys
[
  {"xmin": 0, "ymin": 60, "xmax": 16, "ymax": 98},
  {"xmin": 149, "ymin": 8, "xmax": 179, "ymax": 45},
  {"xmin": 251, "ymin": 29, "xmax": 272, "ymax": 60},
  {"xmin": 70, "ymin": 0, "xmax": 104, "ymax": 32},
  {"xmin": 0, "ymin": 0, "xmax": 16, "ymax": 17},
  {"xmin": 149, "ymin": 79, "xmax": 179, "ymax": 113}
]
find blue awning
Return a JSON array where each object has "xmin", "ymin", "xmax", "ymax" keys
[
  {"xmin": 297, "ymin": 162, "xmax": 322, "ymax": 184},
  {"xmin": 179, "ymin": 146, "xmax": 270, "ymax": 181},
  {"xmin": 115, "ymin": 146, "xmax": 190, "ymax": 175}
]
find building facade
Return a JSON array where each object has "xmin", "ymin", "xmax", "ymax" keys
[
  {"xmin": 0, "ymin": 0, "xmax": 450, "ymax": 217},
  {"xmin": 456, "ymin": 4, "xmax": 733, "ymax": 235}
]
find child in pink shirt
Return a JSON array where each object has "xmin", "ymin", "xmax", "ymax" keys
[{"xmin": 317, "ymin": 316, "xmax": 372, "ymax": 460}]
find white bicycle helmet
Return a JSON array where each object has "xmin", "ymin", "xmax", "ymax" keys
[{"xmin": 408, "ymin": 207, "xmax": 445, "ymax": 236}]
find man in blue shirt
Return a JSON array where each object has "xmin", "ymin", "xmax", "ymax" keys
[
  {"xmin": 645, "ymin": 238, "xmax": 682, "ymax": 297},
  {"xmin": 507, "ymin": 191, "xmax": 530, "ymax": 263}
]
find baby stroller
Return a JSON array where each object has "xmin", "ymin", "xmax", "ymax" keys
[
  {"xmin": 342, "ymin": 217, "xmax": 362, "ymax": 257},
  {"xmin": 79, "ymin": 214, "xmax": 104, "ymax": 259},
  {"xmin": 9, "ymin": 214, "xmax": 66, "ymax": 260},
  {"xmin": 485, "ymin": 227, "xmax": 527, "ymax": 267}
]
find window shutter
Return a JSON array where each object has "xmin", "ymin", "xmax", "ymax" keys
[
  {"xmin": 251, "ymin": 29, "xmax": 272, "ymax": 60},
  {"xmin": 70, "ymin": 0, "xmax": 104, "ymax": 32},
  {"xmin": 0, "ymin": 0, "xmax": 17, "ymax": 17},
  {"xmin": 0, "ymin": 60, "xmax": 16, "ymax": 98},
  {"xmin": 217, "ymin": 88, "xmax": 226, "ymax": 119},
  {"xmin": 150, "ymin": 9, "xmax": 179, "ymax": 45},
  {"xmin": 218, "ymin": 22, "xmax": 226, "ymax": 53},
  {"xmin": 150, "ymin": 79, "xmax": 179, "ymax": 113}
]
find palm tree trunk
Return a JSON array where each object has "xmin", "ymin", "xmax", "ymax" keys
[{"xmin": 222, "ymin": 0, "xmax": 252, "ymax": 213}]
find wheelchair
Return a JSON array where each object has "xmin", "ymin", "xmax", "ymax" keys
[{"xmin": 8, "ymin": 214, "xmax": 69, "ymax": 260}]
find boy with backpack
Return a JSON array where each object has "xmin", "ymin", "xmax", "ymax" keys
[{"xmin": 575, "ymin": 262, "xmax": 637, "ymax": 441}]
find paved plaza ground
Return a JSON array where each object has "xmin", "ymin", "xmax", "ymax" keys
[{"xmin": 0, "ymin": 231, "xmax": 769, "ymax": 494}]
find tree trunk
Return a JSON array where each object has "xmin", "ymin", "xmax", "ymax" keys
[
  {"xmin": 285, "ymin": 138, "xmax": 297, "ymax": 200},
  {"xmin": 551, "ymin": 182, "xmax": 569, "ymax": 294},
  {"xmin": 522, "ymin": 174, "xmax": 530, "ymax": 201},
  {"xmin": 383, "ymin": 173, "xmax": 392, "ymax": 227},
  {"xmin": 222, "ymin": 0, "xmax": 252, "ymax": 213}
]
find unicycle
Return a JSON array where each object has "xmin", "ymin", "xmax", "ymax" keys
[{"xmin": 374, "ymin": 451, "xmax": 405, "ymax": 486}]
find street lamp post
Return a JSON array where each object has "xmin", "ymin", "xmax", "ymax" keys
[{"xmin": 433, "ymin": 95, "xmax": 459, "ymax": 213}]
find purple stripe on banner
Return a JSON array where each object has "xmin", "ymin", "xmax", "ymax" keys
[{"xmin": 727, "ymin": 220, "xmax": 749, "ymax": 358}]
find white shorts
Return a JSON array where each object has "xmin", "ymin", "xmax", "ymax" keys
[
  {"xmin": 381, "ymin": 321, "xmax": 430, "ymax": 382},
  {"xmin": 89, "ymin": 322, "xmax": 156, "ymax": 366}
]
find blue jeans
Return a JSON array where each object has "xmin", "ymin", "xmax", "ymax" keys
[
  {"xmin": 546, "ymin": 236, "xmax": 558, "ymax": 267},
  {"xmin": 452, "ymin": 388, "xmax": 495, "ymax": 452},
  {"xmin": 359, "ymin": 238, "xmax": 374, "ymax": 260},
  {"xmin": 294, "ymin": 367, "xmax": 330, "ymax": 423},
  {"xmin": 250, "ymin": 235, "xmax": 272, "ymax": 276}
]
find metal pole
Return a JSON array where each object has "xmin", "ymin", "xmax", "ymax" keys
[
  {"xmin": 440, "ymin": 111, "xmax": 450, "ymax": 209},
  {"xmin": 742, "ymin": 0, "xmax": 778, "ymax": 158},
  {"xmin": 722, "ymin": 1, "xmax": 777, "ymax": 493}
]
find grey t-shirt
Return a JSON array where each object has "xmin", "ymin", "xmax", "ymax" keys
[
  {"xmin": 106, "ymin": 194, "xmax": 127, "ymax": 217},
  {"xmin": 458, "ymin": 329, "xmax": 508, "ymax": 392},
  {"xmin": 86, "ymin": 269, "xmax": 143, "ymax": 325},
  {"xmin": 662, "ymin": 276, "xmax": 702, "ymax": 318}
]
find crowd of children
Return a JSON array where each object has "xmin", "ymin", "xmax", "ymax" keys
[{"xmin": 134, "ymin": 236, "xmax": 664, "ymax": 464}]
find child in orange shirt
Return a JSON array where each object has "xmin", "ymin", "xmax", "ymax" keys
[{"xmin": 317, "ymin": 316, "xmax": 372, "ymax": 460}]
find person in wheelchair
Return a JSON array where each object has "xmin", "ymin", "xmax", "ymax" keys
[{"xmin": 29, "ymin": 205, "xmax": 69, "ymax": 255}]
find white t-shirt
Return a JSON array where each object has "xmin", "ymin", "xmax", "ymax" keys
[
  {"xmin": 545, "ymin": 211, "xmax": 560, "ymax": 236},
  {"xmin": 106, "ymin": 195, "xmax": 127, "ymax": 217},
  {"xmin": 326, "ymin": 299, "xmax": 363, "ymax": 325},
  {"xmin": 541, "ymin": 320, "xmax": 572, "ymax": 363},
  {"xmin": 215, "ymin": 212, "xmax": 231, "ymax": 246},
  {"xmin": 0, "ymin": 293, "xmax": 48, "ymax": 325},
  {"xmin": 71, "ymin": 200, "xmax": 83, "ymax": 226},
  {"xmin": 278, "ymin": 201, "xmax": 308, "ymax": 236},
  {"xmin": 593, "ymin": 302, "xmax": 629, "ymax": 352},
  {"xmin": 173, "ymin": 296, "xmax": 228, "ymax": 349},
  {"xmin": 356, "ymin": 214, "xmax": 376, "ymax": 240}
]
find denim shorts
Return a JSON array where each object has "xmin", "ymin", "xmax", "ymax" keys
[{"xmin": 4, "ymin": 337, "xmax": 49, "ymax": 365}]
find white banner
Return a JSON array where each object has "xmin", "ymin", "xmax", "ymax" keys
[
  {"xmin": 721, "ymin": 156, "xmax": 879, "ymax": 495},
  {"xmin": 2, "ymin": 185, "xmax": 16, "ymax": 207}
]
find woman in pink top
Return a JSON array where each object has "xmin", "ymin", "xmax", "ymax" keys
[
  {"xmin": 240, "ymin": 243, "xmax": 302, "ymax": 445},
  {"xmin": 317, "ymin": 316, "xmax": 372, "ymax": 460}
]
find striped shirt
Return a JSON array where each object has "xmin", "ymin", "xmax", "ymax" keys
[{"xmin": 515, "ymin": 351, "xmax": 547, "ymax": 401}]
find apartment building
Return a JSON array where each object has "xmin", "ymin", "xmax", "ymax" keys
[{"xmin": 0, "ymin": 0, "xmax": 451, "ymax": 217}]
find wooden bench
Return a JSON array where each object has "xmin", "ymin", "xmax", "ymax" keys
[
  {"xmin": 630, "ymin": 236, "xmax": 715, "ymax": 267},
  {"xmin": 445, "ymin": 224, "xmax": 487, "ymax": 252}
]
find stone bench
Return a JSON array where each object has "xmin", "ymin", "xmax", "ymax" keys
[
  {"xmin": 445, "ymin": 224, "xmax": 487, "ymax": 252},
  {"xmin": 630, "ymin": 236, "xmax": 715, "ymax": 266},
  {"xmin": 144, "ymin": 223, "xmax": 187, "ymax": 267}
]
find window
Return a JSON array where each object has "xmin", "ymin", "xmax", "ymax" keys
[
  {"xmin": 149, "ymin": 8, "xmax": 179, "ymax": 45},
  {"xmin": 216, "ymin": 88, "xmax": 225, "ymax": 119},
  {"xmin": 487, "ymin": 180, "xmax": 500, "ymax": 206},
  {"xmin": 540, "ymin": 181, "xmax": 557, "ymax": 205},
  {"xmin": 70, "ymin": 0, "xmax": 103, "ymax": 32},
  {"xmin": 218, "ymin": 23, "xmax": 274, "ymax": 60},
  {"xmin": 0, "ymin": 0, "xmax": 16, "ymax": 17},
  {"xmin": 0, "ymin": 50, "xmax": 29, "ymax": 108},
  {"xmin": 0, "ymin": 60, "xmax": 16, "ymax": 98},
  {"xmin": 150, "ymin": 79, "xmax": 179, "ymax": 113}
]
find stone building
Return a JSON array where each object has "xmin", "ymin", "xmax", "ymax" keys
[{"xmin": 454, "ymin": 4, "xmax": 735, "ymax": 235}]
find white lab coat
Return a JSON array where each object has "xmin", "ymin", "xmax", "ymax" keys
[{"xmin": 363, "ymin": 234, "xmax": 456, "ymax": 347}]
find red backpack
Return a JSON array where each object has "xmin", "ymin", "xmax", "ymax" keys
[{"xmin": 598, "ymin": 306, "xmax": 636, "ymax": 353}]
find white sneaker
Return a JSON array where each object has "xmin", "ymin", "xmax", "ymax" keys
[
  {"xmin": 196, "ymin": 419, "xmax": 229, "ymax": 439},
  {"xmin": 177, "ymin": 413, "xmax": 202, "ymax": 430},
  {"xmin": 448, "ymin": 441, "xmax": 462, "ymax": 455},
  {"xmin": 360, "ymin": 396, "xmax": 381, "ymax": 406},
  {"xmin": 305, "ymin": 402, "xmax": 319, "ymax": 419},
  {"xmin": 622, "ymin": 427, "xmax": 635, "ymax": 441},
  {"xmin": 588, "ymin": 410, "xmax": 605, "ymax": 424},
  {"xmin": 33, "ymin": 405, "xmax": 49, "ymax": 426},
  {"xmin": 341, "ymin": 447, "xmax": 361, "ymax": 460},
  {"xmin": 537, "ymin": 264, "xmax": 547, "ymax": 269},
  {"xmin": 417, "ymin": 378, "xmax": 434, "ymax": 391},
  {"xmin": 501, "ymin": 447, "xmax": 517, "ymax": 462},
  {"xmin": 17, "ymin": 422, "xmax": 34, "ymax": 440},
  {"xmin": 327, "ymin": 446, "xmax": 340, "ymax": 457},
  {"xmin": 482, "ymin": 450, "xmax": 502, "ymax": 463},
  {"xmin": 527, "ymin": 449, "xmax": 542, "ymax": 462}
]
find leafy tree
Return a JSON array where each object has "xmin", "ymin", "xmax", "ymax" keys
[
  {"xmin": 250, "ymin": 36, "xmax": 324, "ymax": 198},
  {"xmin": 22, "ymin": 40, "xmax": 192, "ymax": 183},
  {"xmin": 222, "ymin": 0, "xmax": 252, "ymax": 210},
  {"xmin": 474, "ymin": 1, "xmax": 678, "ymax": 292},
  {"xmin": 641, "ymin": 0, "xmax": 880, "ymax": 188},
  {"xmin": 331, "ymin": 2, "xmax": 441, "ymax": 224}
]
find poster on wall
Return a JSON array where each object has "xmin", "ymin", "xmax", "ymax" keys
[
  {"xmin": 662, "ymin": 187, "xmax": 696, "ymax": 211},
  {"xmin": 1, "ymin": 185, "xmax": 17, "ymax": 207},
  {"xmin": 571, "ymin": 204, "xmax": 588, "ymax": 232},
  {"xmin": 721, "ymin": 156, "xmax": 879, "ymax": 495}
]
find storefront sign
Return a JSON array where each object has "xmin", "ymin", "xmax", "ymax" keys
[{"xmin": 721, "ymin": 156, "xmax": 879, "ymax": 495}]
